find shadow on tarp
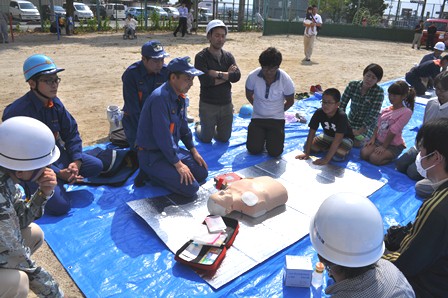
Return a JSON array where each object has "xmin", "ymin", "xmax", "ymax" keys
[{"xmin": 35, "ymin": 78, "xmax": 425, "ymax": 297}]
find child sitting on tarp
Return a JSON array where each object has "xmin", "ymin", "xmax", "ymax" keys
[
  {"xmin": 296, "ymin": 88, "xmax": 354, "ymax": 165},
  {"xmin": 360, "ymin": 80, "xmax": 415, "ymax": 165}
]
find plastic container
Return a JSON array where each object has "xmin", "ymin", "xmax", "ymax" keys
[{"xmin": 311, "ymin": 262, "xmax": 325, "ymax": 289}]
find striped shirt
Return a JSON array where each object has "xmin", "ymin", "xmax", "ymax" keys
[
  {"xmin": 383, "ymin": 181, "xmax": 448, "ymax": 297},
  {"xmin": 340, "ymin": 80, "xmax": 384, "ymax": 139},
  {"xmin": 325, "ymin": 259, "xmax": 415, "ymax": 297}
]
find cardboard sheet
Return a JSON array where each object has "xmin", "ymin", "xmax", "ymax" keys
[{"xmin": 128, "ymin": 150, "xmax": 385, "ymax": 289}]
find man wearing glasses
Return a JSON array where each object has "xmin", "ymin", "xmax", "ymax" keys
[
  {"xmin": 2, "ymin": 54, "xmax": 103, "ymax": 215},
  {"xmin": 245, "ymin": 47, "xmax": 294, "ymax": 157}
]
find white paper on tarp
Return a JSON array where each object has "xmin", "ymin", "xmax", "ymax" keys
[
  {"xmin": 414, "ymin": 89, "xmax": 436, "ymax": 105},
  {"xmin": 127, "ymin": 150, "xmax": 385, "ymax": 289}
]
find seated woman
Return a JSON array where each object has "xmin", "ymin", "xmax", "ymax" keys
[
  {"xmin": 207, "ymin": 176, "xmax": 288, "ymax": 218},
  {"xmin": 361, "ymin": 80, "xmax": 415, "ymax": 165},
  {"xmin": 339, "ymin": 63, "xmax": 384, "ymax": 147}
]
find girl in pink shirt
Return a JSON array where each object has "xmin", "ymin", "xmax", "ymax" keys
[{"xmin": 361, "ymin": 80, "xmax": 415, "ymax": 165}]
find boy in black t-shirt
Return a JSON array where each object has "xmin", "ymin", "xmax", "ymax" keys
[{"xmin": 295, "ymin": 88, "xmax": 354, "ymax": 165}]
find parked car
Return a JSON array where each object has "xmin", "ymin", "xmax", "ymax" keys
[
  {"xmin": 105, "ymin": 3, "xmax": 126, "ymax": 20},
  {"xmin": 126, "ymin": 7, "xmax": 145, "ymax": 19},
  {"xmin": 88, "ymin": 4, "xmax": 106, "ymax": 20},
  {"xmin": 162, "ymin": 6, "xmax": 179, "ymax": 20},
  {"xmin": 41, "ymin": 4, "xmax": 66, "ymax": 21},
  {"xmin": 198, "ymin": 7, "xmax": 212, "ymax": 22},
  {"xmin": 147, "ymin": 5, "xmax": 168, "ymax": 20},
  {"xmin": 63, "ymin": 2, "xmax": 94, "ymax": 21},
  {"xmin": 9, "ymin": 0, "xmax": 40, "ymax": 21},
  {"xmin": 72, "ymin": 2, "xmax": 93, "ymax": 21},
  {"xmin": 421, "ymin": 18, "xmax": 448, "ymax": 48}
]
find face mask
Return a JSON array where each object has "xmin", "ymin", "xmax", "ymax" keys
[{"xmin": 415, "ymin": 152, "xmax": 436, "ymax": 178}]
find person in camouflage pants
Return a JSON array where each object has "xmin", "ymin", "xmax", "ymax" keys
[{"xmin": 0, "ymin": 116, "xmax": 64, "ymax": 297}]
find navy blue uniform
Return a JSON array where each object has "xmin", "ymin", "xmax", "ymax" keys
[
  {"xmin": 405, "ymin": 59, "xmax": 442, "ymax": 95},
  {"xmin": 122, "ymin": 60, "xmax": 168, "ymax": 149},
  {"xmin": 420, "ymin": 53, "xmax": 441, "ymax": 64},
  {"xmin": 2, "ymin": 91, "xmax": 103, "ymax": 215},
  {"xmin": 136, "ymin": 82, "xmax": 208, "ymax": 197}
]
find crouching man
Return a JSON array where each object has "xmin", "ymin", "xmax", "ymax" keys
[{"xmin": 0, "ymin": 116, "xmax": 63, "ymax": 297}]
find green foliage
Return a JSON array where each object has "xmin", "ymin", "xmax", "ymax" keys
[
  {"xmin": 149, "ymin": 10, "xmax": 160, "ymax": 29},
  {"xmin": 43, "ymin": 19, "xmax": 51, "ymax": 32},
  {"xmin": 101, "ymin": 17, "xmax": 111, "ymax": 30},
  {"xmin": 352, "ymin": 7, "xmax": 383, "ymax": 26},
  {"xmin": 310, "ymin": 0, "xmax": 348, "ymax": 23},
  {"xmin": 310, "ymin": 0, "xmax": 387, "ymax": 23},
  {"xmin": 73, "ymin": 17, "xmax": 113, "ymax": 32},
  {"xmin": 352, "ymin": 7, "xmax": 369, "ymax": 24},
  {"xmin": 345, "ymin": 0, "xmax": 387, "ymax": 23}
]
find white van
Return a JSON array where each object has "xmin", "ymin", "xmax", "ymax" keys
[
  {"xmin": 9, "ymin": 0, "xmax": 40, "ymax": 21},
  {"xmin": 105, "ymin": 3, "xmax": 126, "ymax": 20},
  {"xmin": 198, "ymin": 1, "xmax": 212, "ymax": 9},
  {"xmin": 72, "ymin": 2, "xmax": 93, "ymax": 21}
]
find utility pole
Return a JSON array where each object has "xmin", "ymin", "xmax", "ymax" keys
[
  {"xmin": 440, "ymin": 0, "xmax": 446, "ymax": 18},
  {"xmin": 420, "ymin": 0, "xmax": 427, "ymax": 19}
]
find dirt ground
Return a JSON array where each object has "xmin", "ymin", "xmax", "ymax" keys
[{"xmin": 0, "ymin": 30, "xmax": 427, "ymax": 297}]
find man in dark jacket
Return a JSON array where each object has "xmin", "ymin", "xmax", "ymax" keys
[
  {"xmin": 405, "ymin": 55, "xmax": 448, "ymax": 96},
  {"xmin": 426, "ymin": 23, "xmax": 437, "ymax": 50}
]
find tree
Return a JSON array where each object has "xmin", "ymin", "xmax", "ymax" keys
[
  {"xmin": 312, "ymin": 0, "xmax": 348, "ymax": 23},
  {"xmin": 65, "ymin": 0, "xmax": 73, "ymax": 34},
  {"xmin": 312, "ymin": 0, "xmax": 387, "ymax": 23},
  {"xmin": 345, "ymin": 0, "xmax": 388, "ymax": 23}
]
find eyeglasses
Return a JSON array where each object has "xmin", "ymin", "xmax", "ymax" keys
[
  {"xmin": 39, "ymin": 77, "xmax": 61, "ymax": 86},
  {"xmin": 321, "ymin": 100, "xmax": 337, "ymax": 106}
]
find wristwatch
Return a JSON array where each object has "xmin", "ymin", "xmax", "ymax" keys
[{"xmin": 217, "ymin": 71, "xmax": 223, "ymax": 80}]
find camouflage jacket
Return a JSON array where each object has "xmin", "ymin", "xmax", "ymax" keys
[{"xmin": 0, "ymin": 169, "xmax": 63, "ymax": 297}]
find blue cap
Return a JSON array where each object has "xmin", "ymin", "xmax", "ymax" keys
[
  {"xmin": 239, "ymin": 104, "xmax": 253, "ymax": 118},
  {"xmin": 167, "ymin": 57, "xmax": 204, "ymax": 76},
  {"xmin": 23, "ymin": 54, "xmax": 64, "ymax": 81},
  {"xmin": 141, "ymin": 40, "xmax": 169, "ymax": 59}
]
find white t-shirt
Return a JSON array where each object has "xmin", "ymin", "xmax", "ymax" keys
[
  {"xmin": 245, "ymin": 67, "xmax": 295, "ymax": 120},
  {"xmin": 125, "ymin": 18, "xmax": 138, "ymax": 30},
  {"xmin": 423, "ymin": 98, "xmax": 448, "ymax": 123},
  {"xmin": 304, "ymin": 13, "xmax": 322, "ymax": 36}
]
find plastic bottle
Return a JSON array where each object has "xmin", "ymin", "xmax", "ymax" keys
[{"xmin": 311, "ymin": 262, "xmax": 325, "ymax": 288}]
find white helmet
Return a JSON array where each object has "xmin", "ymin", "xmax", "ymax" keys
[
  {"xmin": 206, "ymin": 19, "xmax": 227, "ymax": 35},
  {"xmin": 434, "ymin": 41, "xmax": 446, "ymax": 52},
  {"xmin": 309, "ymin": 192, "xmax": 385, "ymax": 268},
  {"xmin": 0, "ymin": 117, "xmax": 60, "ymax": 171}
]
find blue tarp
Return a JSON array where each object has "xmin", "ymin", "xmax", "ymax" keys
[{"xmin": 36, "ymin": 79, "xmax": 425, "ymax": 297}]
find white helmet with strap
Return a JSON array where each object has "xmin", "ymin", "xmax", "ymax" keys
[
  {"xmin": 310, "ymin": 192, "xmax": 385, "ymax": 267},
  {"xmin": 206, "ymin": 19, "xmax": 227, "ymax": 35},
  {"xmin": 0, "ymin": 117, "xmax": 60, "ymax": 171}
]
